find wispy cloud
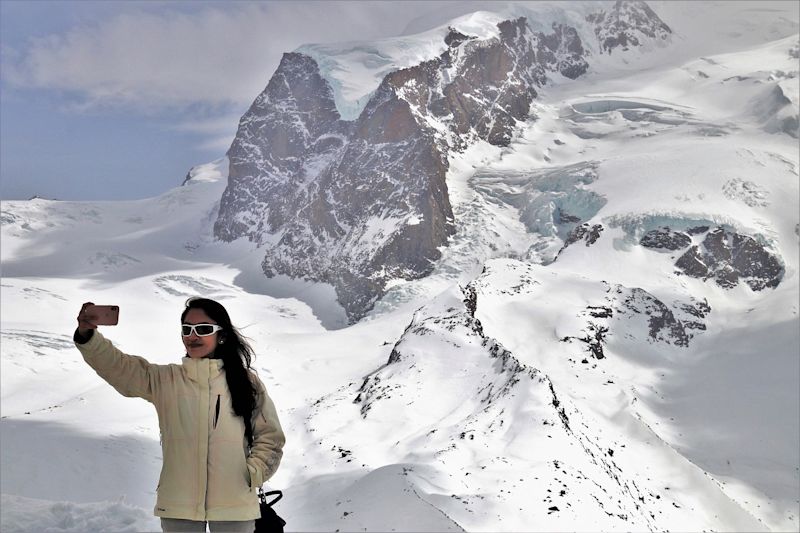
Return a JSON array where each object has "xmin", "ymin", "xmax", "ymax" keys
[
  {"xmin": 172, "ymin": 114, "xmax": 243, "ymax": 134},
  {"xmin": 6, "ymin": 5, "xmax": 280, "ymax": 110},
  {"xmin": 1, "ymin": 1, "xmax": 484, "ymax": 152},
  {"xmin": 195, "ymin": 134, "xmax": 236, "ymax": 153},
  {"xmin": 2, "ymin": 2, "xmax": 457, "ymax": 112},
  {"xmin": 171, "ymin": 114, "xmax": 242, "ymax": 153}
]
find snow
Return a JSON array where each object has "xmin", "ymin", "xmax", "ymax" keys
[
  {"xmin": 298, "ymin": 33, "xmax": 448, "ymax": 121},
  {"xmin": 0, "ymin": 494, "xmax": 158, "ymax": 533},
  {"xmin": 2, "ymin": 3, "xmax": 799, "ymax": 533}
]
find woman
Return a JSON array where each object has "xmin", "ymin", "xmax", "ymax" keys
[{"xmin": 74, "ymin": 298, "xmax": 285, "ymax": 533}]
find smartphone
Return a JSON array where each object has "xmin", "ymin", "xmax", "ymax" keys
[{"xmin": 85, "ymin": 304, "xmax": 120, "ymax": 326}]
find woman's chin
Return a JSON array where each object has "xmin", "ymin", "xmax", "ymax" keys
[{"xmin": 186, "ymin": 348, "xmax": 211, "ymax": 359}]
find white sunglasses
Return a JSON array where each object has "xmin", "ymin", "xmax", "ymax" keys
[{"xmin": 181, "ymin": 323, "xmax": 223, "ymax": 337}]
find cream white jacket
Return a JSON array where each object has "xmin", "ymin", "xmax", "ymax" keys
[{"xmin": 75, "ymin": 331, "xmax": 285, "ymax": 521}]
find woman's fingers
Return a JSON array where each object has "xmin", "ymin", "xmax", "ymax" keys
[{"xmin": 77, "ymin": 301, "xmax": 98, "ymax": 330}]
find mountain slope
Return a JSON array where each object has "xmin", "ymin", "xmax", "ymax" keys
[{"xmin": 1, "ymin": 2, "xmax": 798, "ymax": 532}]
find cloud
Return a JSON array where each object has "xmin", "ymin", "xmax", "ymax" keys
[
  {"xmin": 5, "ymin": 4, "xmax": 286, "ymax": 110},
  {"xmin": 172, "ymin": 114, "xmax": 241, "ymax": 132},
  {"xmin": 2, "ymin": 2, "xmax": 460, "ymax": 113},
  {"xmin": 195, "ymin": 134, "xmax": 236, "ymax": 153},
  {"xmin": 171, "ymin": 114, "xmax": 242, "ymax": 153},
  {"xmin": 1, "ymin": 1, "xmax": 493, "ymax": 154}
]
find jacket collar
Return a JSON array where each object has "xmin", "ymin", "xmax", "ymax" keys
[{"xmin": 181, "ymin": 356, "xmax": 224, "ymax": 382}]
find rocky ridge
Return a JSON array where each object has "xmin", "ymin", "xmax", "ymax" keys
[
  {"xmin": 297, "ymin": 257, "xmax": 767, "ymax": 530},
  {"xmin": 587, "ymin": 0, "xmax": 672, "ymax": 53}
]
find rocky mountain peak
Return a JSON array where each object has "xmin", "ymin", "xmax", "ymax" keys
[
  {"xmin": 214, "ymin": 2, "xmax": 677, "ymax": 322},
  {"xmin": 587, "ymin": 0, "xmax": 672, "ymax": 53}
]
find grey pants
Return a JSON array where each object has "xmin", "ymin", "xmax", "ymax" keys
[{"xmin": 160, "ymin": 518, "xmax": 255, "ymax": 532}]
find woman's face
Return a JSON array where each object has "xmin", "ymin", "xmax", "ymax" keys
[{"xmin": 182, "ymin": 308, "xmax": 220, "ymax": 359}]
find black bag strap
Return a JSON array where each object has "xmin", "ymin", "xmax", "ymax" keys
[{"xmin": 258, "ymin": 488, "xmax": 283, "ymax": 506}]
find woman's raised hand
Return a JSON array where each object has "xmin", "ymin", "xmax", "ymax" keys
[{"xmin": 77, "ymin": 302, "xmax": 98, "ymax": 336}]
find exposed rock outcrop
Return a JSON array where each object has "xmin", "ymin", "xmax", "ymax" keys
[
  {"xmin": 613, "ymin": 287, "xmax": 710, "ymax": 347},
  {"xmin": 587, "ymin": 0, "xmax": 672, "ymax": 53},
  {"xmin": 353, "ymin": 284, "xmax": 538, "ymax": 418},
  {"xmin": 565, "ymin": 223, "xmax": 605, "ymax": 247},
  {"xmin": 640, "ymin": 227, "xmax": 692, "ymax": 250},
  {"xmin": 675, "ymin": 227, "xmax": 784, "ymax": 290}
]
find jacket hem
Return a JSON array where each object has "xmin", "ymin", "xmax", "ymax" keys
[{"xmin": 154, "ymin": 503, "xmax": 260, "ymax": 521}]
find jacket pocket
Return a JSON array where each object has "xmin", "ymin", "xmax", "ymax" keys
[
  {"xmin": 156, "ymin": 438, "xmax": 194, "ymax": 505},
  {"xmin": 206, "ymin": 441, "xmax": 251, "ymax": 506},
  {"xmin": 247, "ymin": 462, "xmax": 260, "ymax": 490}
]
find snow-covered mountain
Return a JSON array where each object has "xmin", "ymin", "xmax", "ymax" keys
[
  {"xmin": 215, "ymin": 1, "xmax": 676, "ymax": 322},
  {"xmin": 2, "ymin": 1, "xmax": 799, "ymax": 532}
]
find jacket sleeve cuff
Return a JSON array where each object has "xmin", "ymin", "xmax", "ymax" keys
[
  {"xmin": 73, "ymin": 329, "xmax": 107, "ymax": 357},
  {"xmin": 73, "ymin": 328, "xmax": 95, "ymax": 344}
]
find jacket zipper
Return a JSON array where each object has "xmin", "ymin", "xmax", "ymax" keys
[{"xmin": 213, "ymin": 394, "xmax": 220, "ymax": 429}]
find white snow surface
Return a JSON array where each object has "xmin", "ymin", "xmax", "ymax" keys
[{"xmin": 2, "ymin": 3, "xmax": 799, "ymax": 533}]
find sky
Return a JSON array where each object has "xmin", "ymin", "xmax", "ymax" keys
[{"xmin": 0, "ymin": 0, "xmax": 494, "ymax": 201}]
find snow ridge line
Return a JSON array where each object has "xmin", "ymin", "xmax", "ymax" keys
[
  {"xmin": 465, "ymin": 277, "xmax": 666, "ymax": 528},
  {"xmin": 622, "ymin": 391, "xmax": 769, "ymax": 530},
  {"xmin": 465, "ymin": 278, "xmax": 657, "ymax": 526},
  {"xmin": 402, "ymin": 469, "xmax": 468, "ymax": 532}
]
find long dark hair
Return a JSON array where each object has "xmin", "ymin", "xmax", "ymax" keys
[{"xmin": 182, "ymin": 297, "xmax": 257, "ymax": 446}]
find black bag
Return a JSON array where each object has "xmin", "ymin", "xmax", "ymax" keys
[{"xmin": 254, "ymin": 489, "xmax": 286, "ymax": 533}]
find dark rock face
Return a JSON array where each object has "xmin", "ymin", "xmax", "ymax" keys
[
  {"xmin": 566, "ymin": 223, "xmax": 604, "ymax": 247},
  {"xmin": 587, "ymin": 0, "xmax": 672, "ymax": 53},
  {"xmin": 217, "ymin": 51, "xmax": 451, "ymax": 320},
  {"xmin": 686, "ymin": 225, "xmax": 709, "ymax": 235},
  {"xmin": 428, "ymin": 19, "xmax": 589, "ymax": 150},
  {"xmin": 216, "ymin": 53, "xmax": 349, "ymax": 244},
  {"xmin": 561, "ymin": 321, "xmax": 609, "ymax": 359},
  {"xmin": 555, "ymin": 223, "xmax": 605, "ymax": 260},
  {"xmin": 675, "ymin": 228, "xmax": 784, "ymax": 290},
  {"xmin": 640, "ymin": 227, "xmax": 691, "ymax": 250},
  {"xmin": 631, "ymin": 224, "xmax": 785, "ymax": 291}
]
